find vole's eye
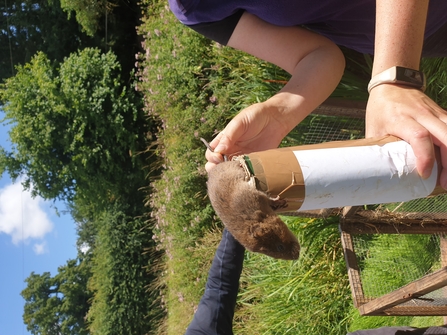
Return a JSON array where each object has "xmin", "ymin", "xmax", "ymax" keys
[{"xmin": 276, "ymin": 244, "xmax": 285, "ymax": 252}]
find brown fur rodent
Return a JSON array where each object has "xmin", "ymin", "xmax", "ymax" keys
[{"xmin": 207, "ymin": 160, "xmax": 300, "ymax": 260}]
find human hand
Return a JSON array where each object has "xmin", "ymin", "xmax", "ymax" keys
[
  {"xmin": 366, "ymin": 84, "xmax": 447, "ymax": 189},
  {"xmin": 205, "ymin": 102, "xmax": 290, "ymax": 172}
]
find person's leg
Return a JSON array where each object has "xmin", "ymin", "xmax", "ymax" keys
[{"xmin": 185, "ymin": 229, "xmax": 245, "ymax": 335}]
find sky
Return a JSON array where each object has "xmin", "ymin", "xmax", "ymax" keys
[{"xmin": 0, "ymin": 111, "xmax": 78, "ymax": 335}]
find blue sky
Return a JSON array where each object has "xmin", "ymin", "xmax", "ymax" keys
[{"xmin": 0, "ymin": 111, "xmax": 78, "ymax": 335}]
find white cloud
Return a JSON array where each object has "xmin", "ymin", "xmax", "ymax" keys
[
  {"xmin": 33, "ymin": 241, "xmax": 49, "ymax": 255},
  {"xmin": 0, "ymin": 182, "xmax": 53, "ymax": 245}
]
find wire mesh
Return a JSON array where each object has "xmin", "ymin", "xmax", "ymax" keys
[
  {"xmin": 288, "ymin": 90, "xmax": 447, "ymax": 316},
  {"xmin": 352, "ymin": 233, "xmax": 442, "ymax": 299},
  {"xmin": 283, "ymin": 112, "xmax": 365, "ymax": 147},
  {"xmin": 384, "ymin": 195, "xmax": 447, "ymax": 219}
]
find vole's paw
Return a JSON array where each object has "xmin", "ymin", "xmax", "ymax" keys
[{"xmin": 269, "ymin": 196, "xmax": 288, "ymax": 211}]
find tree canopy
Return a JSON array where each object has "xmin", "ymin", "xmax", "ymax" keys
[
  {"xmin": 59, "ymin": 0, "xmax": 108, "ymax": 36},
  {"xmin": 0, "ymin": 0, "xmax": 94, "ymax": 81},
  {"xmin": 0, "ymin": 48, "xmax": 150, "ymax": 205},
  {"xmin": 0, "ymin": 0, "xmax": 141, "ymax": 83},
  {"xmin": 21, "ymin": 259, "xmax": 92, "ymax": 335}
]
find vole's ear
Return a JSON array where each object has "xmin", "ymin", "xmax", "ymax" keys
[
  {"xmin": 253, "ymin": 210, "xmax": 267, "ymax": 222},
  {"xmin": 250, "ymin": 222, "xmax": 263, "ymax": 238}
]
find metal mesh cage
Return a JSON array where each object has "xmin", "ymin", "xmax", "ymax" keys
[{"xmin": 341, "ymin": 215, "xmax": 447, "ymax": 316}]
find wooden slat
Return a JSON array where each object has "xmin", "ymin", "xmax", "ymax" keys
[
  {"xmin": 359, "ymin": 267, "xmax": 447, "ymax": 315},
  {"xmin": 440, "ymin": 236, "xmax": 447, "ymax": 323},
  {"xmin": 342, "ymin": 206, "xmax": 361, "ymax": 218},
  {"xmin": 350, "ymin": 210, "xmax": 447, "ymax": 222},
  {"xmin": 340, "ymin": 221, "xmax": 447, "ymax": 235},
  {"xmin": 340, "ymin": 230, "xmax": 367, "ymax": 307},
  {"xmin": 367, "ymin": 306, "xmax": 447, "ymax": 316},
  {"xmin": 312, "ymin": 98, "xmax": 366, "ymax": 119}
]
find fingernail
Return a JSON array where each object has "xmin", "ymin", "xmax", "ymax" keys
[
  {"xmin": 440, "ymin": 174, "xmax": 447, "ymax": 190},
  {"xmin": 421, "ymin": 169, "xmax": 432, "ymax": 180},
  {"xmin": 214, "ymin": 144, "xmax": 226, "ymax": 154}
]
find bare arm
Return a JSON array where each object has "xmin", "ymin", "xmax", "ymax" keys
[
  {"xmin": 366, "ymin": 0, "xmax": 447, "ymax": 187},
  {"xmin": 205, "ymin": 12, "xmax": 345, "ymax": 171},
  {"xmin": 372, "ymin": 0, "xmax": 427, "ymax": 74}
]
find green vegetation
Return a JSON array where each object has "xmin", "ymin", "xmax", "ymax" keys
[
  {"xmin": 1, "ymin": 49, "xmax": 148, "ymax": 204},
  {"xmin": 87, "ymin": 205, "xmax": 160, "ymax": 334},
  {"xmin": 21, "ymin": 260, "xmax": 92, "ymax": 335},
  {"xmin": 1, "ymin": 0, "xmax": 447, "ymax": 333}
]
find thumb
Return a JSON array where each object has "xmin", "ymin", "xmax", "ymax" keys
[
  {"xmin": 213, "ymin": 133, "xmax": 232, "ymax": 154},
  {"xmin": 211, "ymin": 115, "xmax": 247, "ymax": 153}
]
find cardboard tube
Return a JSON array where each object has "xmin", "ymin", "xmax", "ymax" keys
[{"xmin": 244, "ymin": 136, "xmax": 443, "ymax": 212}]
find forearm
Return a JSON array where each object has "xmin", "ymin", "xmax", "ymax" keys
[
  {"xmin": 264, "ymin": 43, "xmax": 345, "ymax": 138},
  {"xmin": 372, "ymin": 0, "xmax": 429, "ymax": 75},
  {"xmin": 228, "ymin": 12, "xmax": 345, "ymax": 140},
  {"xmin": 366, "ymin": 0, "xmax": 444, "ymax": 182},
  {"xmin": 205, "ymin": 12, "xmax": 343, "ymax": 167}
]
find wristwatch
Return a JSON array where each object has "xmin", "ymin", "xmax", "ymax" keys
[{"xmin": 367, "ymin": 66, "xmax": 426, "ymax": 93}]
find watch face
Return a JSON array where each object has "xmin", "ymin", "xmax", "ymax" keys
[{"xmin": 396, "ymin": 66, "xmax": 424, "ymax": 86}]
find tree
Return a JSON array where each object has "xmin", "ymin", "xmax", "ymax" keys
[
  {"xmin": 0, "ymin": 48, "xmax": 151, "ymax": 206},
  {"xmin": 21, "ymin": 258, "xmax": 92, "ymax": 335},
  {"xmin": 0, "ymin": 0, "xmax": 96, "ymax": 82},
  {"xmin": 1, "ymin": 0, "xmax": 142, "ymax": 83},
  {"xmin": 59, "ymin": 0, "xmax": 109, "ymax": 36}
]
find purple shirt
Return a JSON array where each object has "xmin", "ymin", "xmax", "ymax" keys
[{"xmin": 169, "ymin": 0, "xmax": 447, "ymax": 54}]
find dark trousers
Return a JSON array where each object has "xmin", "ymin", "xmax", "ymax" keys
[{"xmin": 185, "ymin": 229, "xmax": 245, "ymax": 335}]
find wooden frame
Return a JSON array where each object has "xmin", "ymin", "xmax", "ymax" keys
[{"xmin": 340, "ymin": 208, "xmax": 447, "ymax": 316}]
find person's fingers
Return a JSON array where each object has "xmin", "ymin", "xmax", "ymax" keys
[
  {"xmin": 413, "ymin": 102, "xmax": 447, "ymax": 183},
  {"xmin": 429, "ymin": 128, "xmax": 447, "ymax": 189},
  {"xmin": 406, "ymin": 127, "xmax": 435, "ymax": 180},
  {"xmin": 366, "ymin": 86, "xmax": 447, "ymax": 185},
  {"xmin": 205, "ymin": 148, "xmax": 225, "ymax": 162},
  {"xmin": 212, "ymin": 116, "xmax": 250, "ymax": 153},
  {"xmin": 437, "ymin": 142, "xmax": 447, "ymax": 189},
  {"xmin": 213, "ymin": 133, "xmax": 232, "ymax": 154},
  {"xmin": 208, "ymin": 131, "xmax": 224, "ymax": 150},
  {"xmin": 205, "ymin": 161, "xmax": 218, "ymax": 173}
]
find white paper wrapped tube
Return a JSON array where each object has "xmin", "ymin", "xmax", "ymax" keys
[
  {"xmin": 245, "ymin": 136, "xmax": 442, "ymax": 212},
  {"xmin": 294, "ymin": 141, "xmax": 437, "ymax": 211}
]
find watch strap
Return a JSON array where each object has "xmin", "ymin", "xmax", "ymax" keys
[{"xmin": 368, "ymin": 66, "xmax": 426, "ymax": 93}]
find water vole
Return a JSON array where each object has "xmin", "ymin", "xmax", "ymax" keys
[{"xmin": 207, "ymin": 159, "xmax": 300, "ymax": 260}]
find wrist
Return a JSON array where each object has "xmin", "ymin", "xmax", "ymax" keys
[{"xmin": 263, "ymin": 92, "xmax": 315, "ymax": 134}]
